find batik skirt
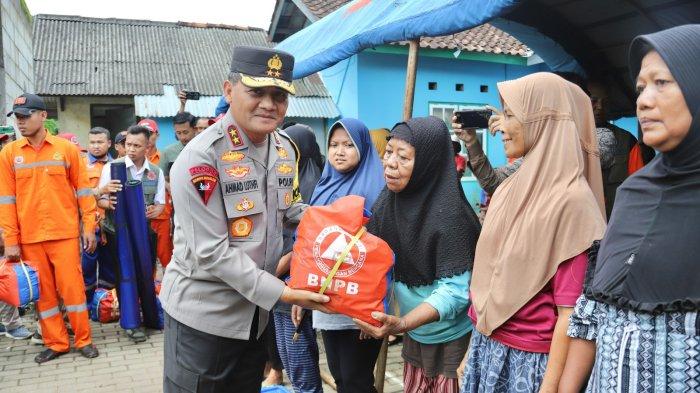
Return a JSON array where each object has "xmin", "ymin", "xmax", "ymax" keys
[
  {"xmin": 460, "ymin": 330, "xmax": 548, "ymax": 393},
  {"xmin": 568, "ymin": 294, "xmax": 700, "ymax": 393}
]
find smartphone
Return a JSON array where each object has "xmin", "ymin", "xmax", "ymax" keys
[
  {"xmin": 184, "ymin": 90, "xmax": 201, "ymax": 100},
  {"xmin": 455, "ymin": 109, "xmax": 492, "ymax": 129}
]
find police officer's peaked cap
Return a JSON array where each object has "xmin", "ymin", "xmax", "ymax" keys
[{"xmin": 230, "ymin": 46, "xmax": 296, "ymax": 95}]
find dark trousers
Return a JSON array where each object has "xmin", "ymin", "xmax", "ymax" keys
[
  {"xmin": 163, "ymin": 312, "xmax": 267, "ymax": 393},
  {"xmin": 265, "ymin": 312, "xmax": 283, "ymax": 371},
  {"xmin": 322, "ymin": 329, "xmax": 383, "ymax": 393}
]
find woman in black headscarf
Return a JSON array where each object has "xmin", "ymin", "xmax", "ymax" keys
[
  {"xmin": 559, "ymin": 24, "xmax": 700, "ymax": 393},
  {"xmin": 355, "ymin": 116, "xmax": 481, "ymax": 392}
]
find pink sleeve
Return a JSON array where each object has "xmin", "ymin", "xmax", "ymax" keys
[{"xmin": 552, "ymin": 252, "xmax": 588, "ymax": 307}]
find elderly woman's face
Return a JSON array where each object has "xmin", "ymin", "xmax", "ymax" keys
[
  {"xmin": 383, "ymin": 137, "xmax": 415, "ymax": 192},
  {"xmin": 636, "ymin": 50, "xmax": 692, "ymax": 152},
  {"xmin": 500, "ymin": 103, "xmax": 526, "ymax": 158}
]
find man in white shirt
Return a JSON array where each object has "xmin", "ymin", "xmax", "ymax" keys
[{"xmin": 97, "ymin": 125, "xmax": 165, "ymax": 342}]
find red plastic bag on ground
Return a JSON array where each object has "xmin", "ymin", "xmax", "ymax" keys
[
  {"xmin": 288, "ymin": 195, "xmax": 393, "ymax": 326},
  {"xmin": 0, "ymin": 258, "xmax": 40, "ymax": 307}
]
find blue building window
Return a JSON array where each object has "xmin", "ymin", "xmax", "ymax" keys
[{"xmin": 429, "ymin": 103, "xmax": 488, "ymax": 181}]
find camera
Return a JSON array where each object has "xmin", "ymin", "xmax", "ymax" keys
[
  {"xmin": 183, "ymin": 90, "xmax": 201, "ymax": 101},
  {"xmin": 455, "ymin": 109, "xmax": 492, "ymax": 129}
]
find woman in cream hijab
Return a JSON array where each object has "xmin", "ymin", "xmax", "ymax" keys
[{"xmin": 460, "ymin": 72, "xmax": 606, "ymax": 393}]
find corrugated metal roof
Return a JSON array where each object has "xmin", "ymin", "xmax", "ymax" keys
[
  {"xmin": 134, "ymin": 85, "xmax": 338, "ymax": 118},
  {"xmin": 33, "ymin": 14, "xmax": 332, "ymax": 98}
]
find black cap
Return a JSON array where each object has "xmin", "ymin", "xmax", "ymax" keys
[
  {"xmin": 230, "ymin": 46, "xmax": 296, "ymax": 95},
  {"xmin": 7, "ymin": 93, "xmax": 46, "ymax": 117},
  {"xmin": 115, "ymin": 131, "xmax": 127, "ymax": 144}
]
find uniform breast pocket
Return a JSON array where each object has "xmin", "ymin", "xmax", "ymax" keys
[
  {"xmin": 223, "ymin": 191, "xmax": 264, "ymax": 243},
  {"xmin": 46, "ymin": 165, "xmax": 67, "ymax": 176}
]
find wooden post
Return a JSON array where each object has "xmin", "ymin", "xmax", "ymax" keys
[
  {"xmin": 374, "ymin": 338, "xmax": 389, "ymax": 392},
  {"xmin": 402, "ymin": 38, "xmax": 420, "ymax": 120}
]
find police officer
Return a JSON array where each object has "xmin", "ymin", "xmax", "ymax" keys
[{"xmin": 160, "ymin": 46, "xmax": 329, "ymax": 393}]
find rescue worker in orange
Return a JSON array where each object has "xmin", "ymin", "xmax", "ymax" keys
[
  {"xmin": 81, "ymin": 127, "xmax": 119, "ymax": 303},
  {"xmin": 138, "ymin": 118, "xmax": 173, "ymax": 268},
  {"xmin": 0, "ymin": 93, "xmax": 100, "ymax": 363}
]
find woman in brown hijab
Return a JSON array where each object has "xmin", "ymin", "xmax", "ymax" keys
[{"xmin": 460, "ymin": 72, "xmax": 606, "ymax": 393}]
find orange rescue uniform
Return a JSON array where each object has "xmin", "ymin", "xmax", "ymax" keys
[
  {"xmin": 0, "ymin": 132, "xmax": 97, "ymax": 352},
  {"xmin": 147, "ymin": 148, "xmax": 173, "ymax": 267}
]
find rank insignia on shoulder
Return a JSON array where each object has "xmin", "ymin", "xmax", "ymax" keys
[
  {"xmin": 189, "ymin": 165, "xmax": 219, "ymax": 205},
  {"xmin": 228, "ymin": 126, "xmax": 244, "ymax": 148},
  {"xmin": 225, "ymin": 165, "xmax": 251, "ymax": 179},
  {"xmin": 236, "ymin": 196, "xmax": 255, "ymax": 212},
  {"xmin": 276, "ymin": 146, "xmax": 288, "ymax": 159},
  {"xmin": 231, "ymin": 217, "xmax": 253, "ymax": 238},
  {"xmin": 277, "ymin": 163, "xmax": 293, "ymax": 175},
  {"xmin": 221, "ymin": 151, "xmax": 245, "ymax": 162}
]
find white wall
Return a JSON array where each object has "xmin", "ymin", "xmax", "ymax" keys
[{"xmin": 2, "ymin": 0, "xmax": 33, "ymax": 129}]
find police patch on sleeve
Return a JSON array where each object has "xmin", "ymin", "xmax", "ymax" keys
[{"xmin": 189, "ymin": 165, "xmax": 219, "ymax": 205}]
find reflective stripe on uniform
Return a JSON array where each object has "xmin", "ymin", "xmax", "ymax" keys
[
  {"xmin": 14, "ymin": 160, "xmax": 69, "ymax": 170},
  {"xmin": 64, "ymin": 303, "xmax": 88, "ymax": 313},
  {"xmin": 0, "ymin": 195, "xmax": 16, "ymax": 204},
  {"xmin": 76, "ymin": 188, "xmax": 93, "ymax": 197},
  {"xmin": 39, "ymin": 306, "xmax": 61, "ymax": 320}
]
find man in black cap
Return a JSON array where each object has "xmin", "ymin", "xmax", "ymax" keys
[
  {"xmin": 0, "ymin": 93, "xmax": 98, "ymax": 363},
  {"xmin": 160, "ymin": 46, "xmax": 329, "ymax": 393},
  {"xmin": 114, "ymin": 131, "xmax": 127, "ymax": 158}
]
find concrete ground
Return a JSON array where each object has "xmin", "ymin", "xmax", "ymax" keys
[{"xmin": 0, "ymin": 312, "xmax": 404, "ymax": 393}]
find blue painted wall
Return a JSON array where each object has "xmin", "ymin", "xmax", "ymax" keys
[{"xmin": 323, "ymin": 50, "xmax": 549, "ymax": 206}]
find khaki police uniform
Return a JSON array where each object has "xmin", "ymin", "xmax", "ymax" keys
[
  {"xmin": 161, "ymin": 109, "xmax": 303, "ymax": 337},
  {"xmin": 160, "ymin": 45, "xmax": 303, "ymax": 393}
]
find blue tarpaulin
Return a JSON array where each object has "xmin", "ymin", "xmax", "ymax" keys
[
  {"xmin": 111, "ymin": 162, "xmax": 142, "ymax": 330},
  {"xmin": 276, "ymin": 0, "xmax": 521, "ymax": 79}
]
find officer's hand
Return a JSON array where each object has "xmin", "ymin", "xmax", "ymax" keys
[
  {"xmin": 4, "ymin": 244, "xmax": 21, "ymax": 262},
  {"xmin": 291, "ymin": 305, "xmax": 304, "ymax": 327},
  {"xmin": 353, "ymin": 312, "xmax": 407, "ymax": 339},
  {"xmin": 101, "ymin": 179, "xmax": 122, "ymax": 195},
  {"xmin": 280, "ymin": 287, "xmax": 331, "ymax": 313},
  {"xmin": 82, "ymin": 231, "xmax": 97, "ymax": 253}
]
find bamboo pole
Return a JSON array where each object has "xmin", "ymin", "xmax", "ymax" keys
[
  {"xmin": 373, "ymin": 39, "xmax": 421, "ymax": 393},
  {"xmin": 402, "ymin": 38, "xmax": 420, "ymax": 120}
]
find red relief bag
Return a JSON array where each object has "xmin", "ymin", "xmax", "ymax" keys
[{"xmin": 288, "ymin": 195, "xmax": 394, "ymax": 326}]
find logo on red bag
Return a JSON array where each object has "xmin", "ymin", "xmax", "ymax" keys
[{"xmin": 313, "ymin": 225, "xmax": 366, "ymax": 278}]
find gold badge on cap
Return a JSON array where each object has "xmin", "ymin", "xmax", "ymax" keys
[{"xmin": 267, "ymin": 55, "xmax": 283, "ymax": 78}]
